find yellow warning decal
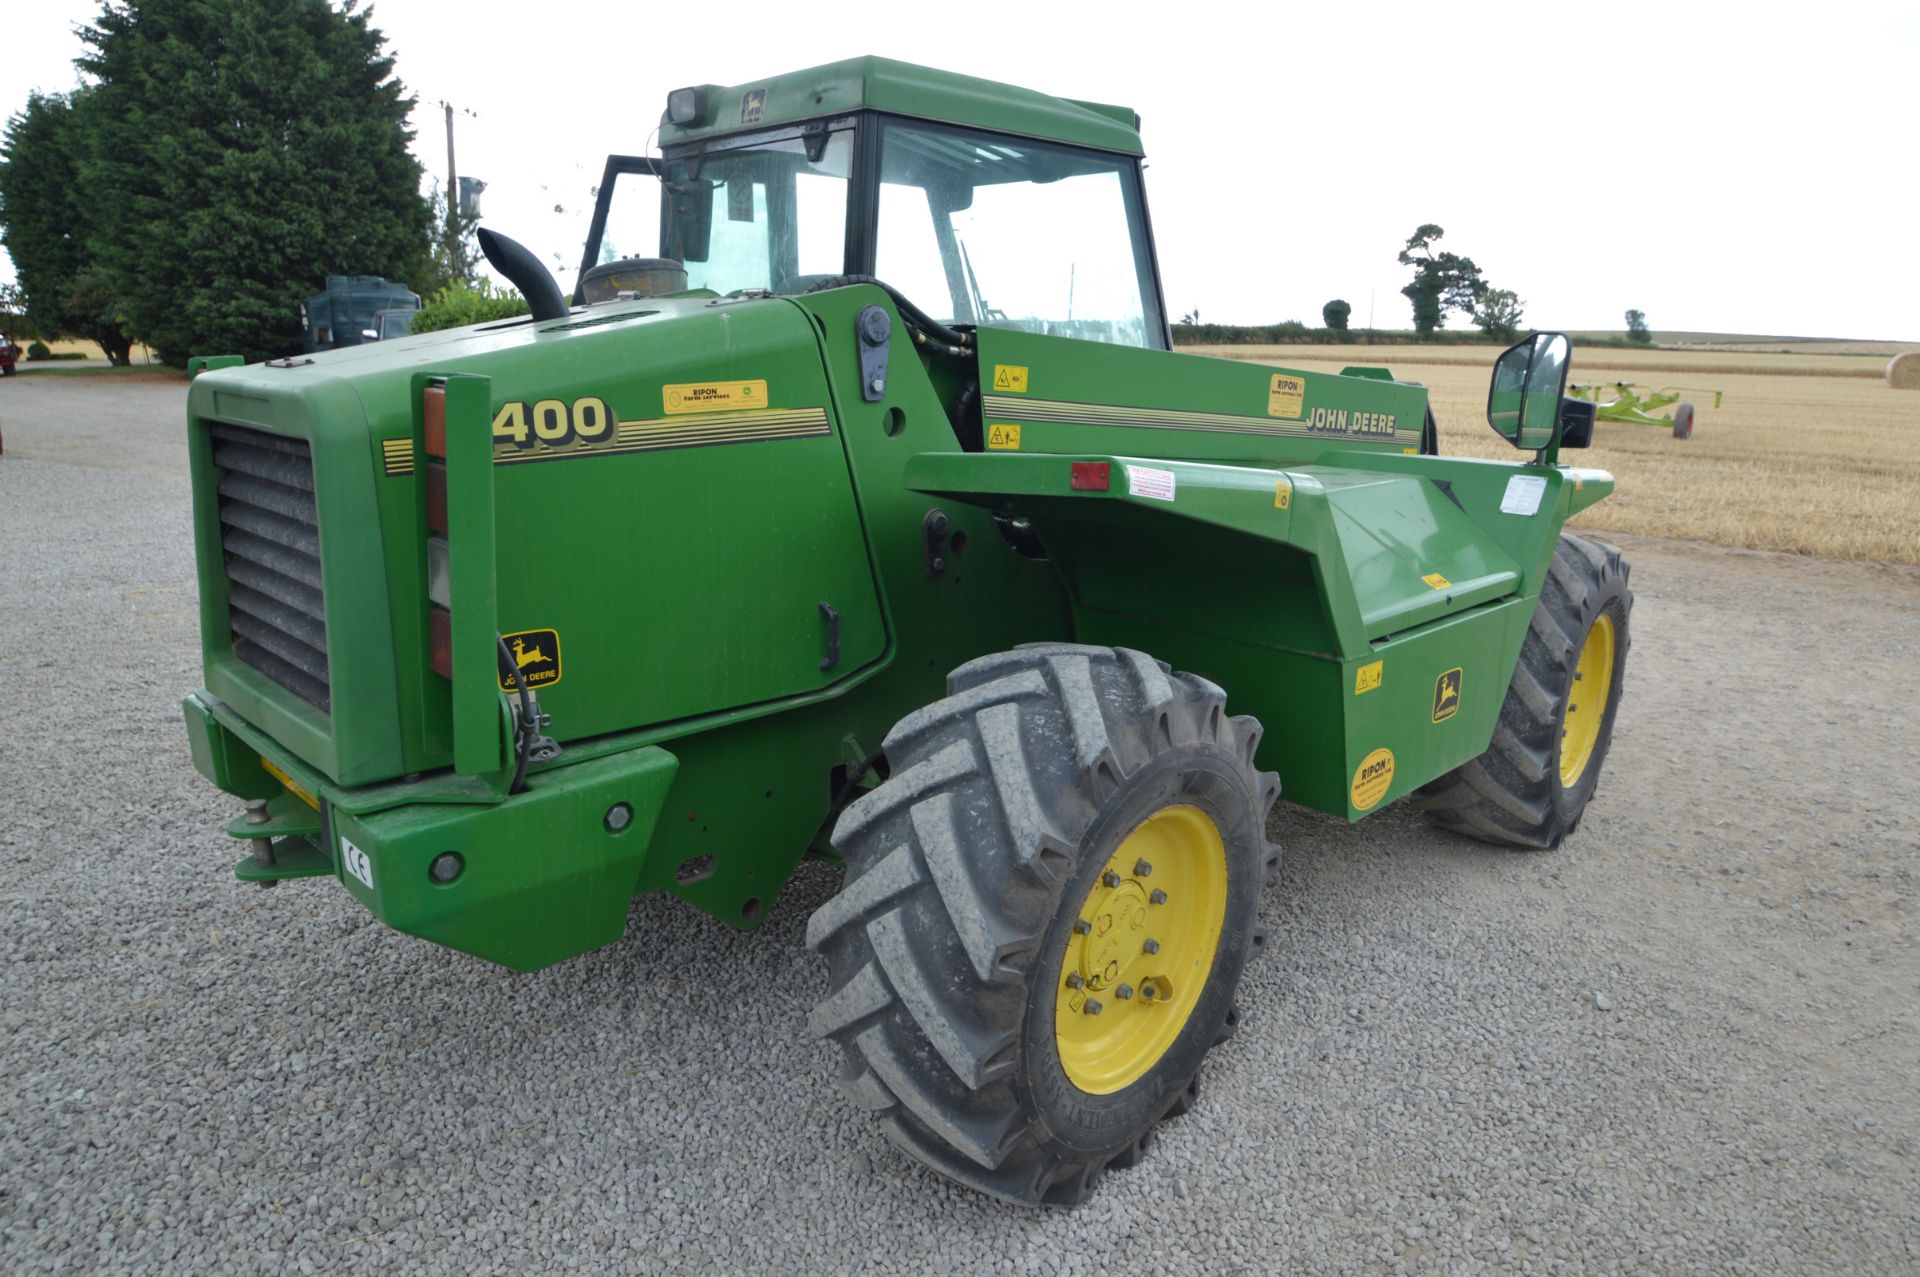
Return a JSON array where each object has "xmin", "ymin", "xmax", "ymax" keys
[
  {"xmin": 1273, "ymin": 477, "xmax": 1292, "ymax": 509},
  {"xmin": 986, "ymin": 423, "xmax": 1022, "ymax": 450},
  {"xmin": 1266, "ymin": 373, "xmax": 1306, "ymax": 419},
  {"xmin": 662, "ymin": 379, "xmax": 769, "ymax": 414},
  {"xmin": 1354, "ymin": 660, "xmax": 1383, "ymax": 695},
  {"xmin": 991, "ymin": 364, "xmax": 1029, "ymax": 393},
  {"xmin": 1432, "ymin": 667, "xmax": 1463, "ymax": 723},
  {"xmin": 1351, "ymin": 747, "xmax": 1395, "ymax": 811},
  {"xmin": 1422, "ymin": 572, "xmax": 1452, "ymax": 590},
  {"xmin": 498, "ymin": 628, "xmax": 562, "ymax": 691},
  {"xmin": 260, "ymin": 756, "xmax": 319, "ymax": 810}
]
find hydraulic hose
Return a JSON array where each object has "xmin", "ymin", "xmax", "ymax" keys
[
  {"xmin": 802, "ymin": 275, "xmax": 974, "ymax": 351},
  {"xmin": 499, "ymin": 635, "xmax": 534, "ymax": 794}
]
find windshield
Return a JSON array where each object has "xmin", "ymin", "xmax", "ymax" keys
[
  {"xmin": 875, "ymin": 120, "xmax": 1161, "ymax": 348},
  {"xmin": 581, "ymin": 117, "xmax": 1163, "ymax": 344},
  {"xmin": 659, "ymin": 132, "xmax": 852, "ymax": 295}
]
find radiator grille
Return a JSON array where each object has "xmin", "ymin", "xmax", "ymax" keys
[{"xmin": 211, "ymin": 423, "xmax": 330, "ymax": 711}]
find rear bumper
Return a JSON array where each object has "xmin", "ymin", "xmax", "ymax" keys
[{"xmin": 184, "ymin": 691, "xmax": 679, "ymax": 971}]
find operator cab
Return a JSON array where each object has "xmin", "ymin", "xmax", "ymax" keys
[{"xmin": 575, "ymin": 57, "xmax": 1171, "ymax": 350}]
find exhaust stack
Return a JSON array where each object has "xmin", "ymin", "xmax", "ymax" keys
[{"xmin": 477, "ymin": 228, "xmax": 568, "ymax": 322}]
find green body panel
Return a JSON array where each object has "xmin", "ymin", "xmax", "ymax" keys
[
  {"xmin": 332, "ymin": 743, "xmax": 680, "ymax": 972},
  {"xmin": 660, "ymin": 55, "xmax": 1141, "ymax": 155},
  {"xmin": 181, "ymin": 60, "xmax": 1615, "ymax": 972},
  {"xmin": 901, "ymin": 447, "xmax": 1598, "ymax": 816},
  {"xmin": 972, "ymin": 328, "xmax": 1429, "ymax": 463}
]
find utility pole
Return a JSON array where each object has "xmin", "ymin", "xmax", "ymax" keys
[
  {"xmin": 444, "ymin": 101, "xmax": 457, "ymax": 242},
  {"xmin": 436, "ymin": 101, "xmax": 478, "ymax": 278}
]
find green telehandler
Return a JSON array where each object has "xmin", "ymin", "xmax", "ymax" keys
[{"xmin": 181, "ymin": 56, "xmax": 1633, "ymax": 1204}]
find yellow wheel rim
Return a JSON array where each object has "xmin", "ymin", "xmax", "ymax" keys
[
  {"xmin": 1054, "ymin": 805, "xmax": 1228, "ymax": 1095},
  {"xmin": 1559, "ymin": 613, "xmax": 1616, "ymax": 787}
]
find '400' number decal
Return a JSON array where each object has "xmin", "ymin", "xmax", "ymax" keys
[{"xmin": 491, "ymin": 397, "xmax": 612, "ymax": 451}]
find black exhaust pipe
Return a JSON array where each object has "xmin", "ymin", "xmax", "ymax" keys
[{"xmin": 476, "ymin": 227, "xmax": 568, "ymax": 322}]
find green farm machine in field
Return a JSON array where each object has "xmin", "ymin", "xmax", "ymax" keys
[
  {"xmin": 1568, "ymin": 380, "xmax": 1723, "ymax": 438},
  {"xmin": 181, "ymin": 57, "xmax": 1634, "ymax": 1203}
]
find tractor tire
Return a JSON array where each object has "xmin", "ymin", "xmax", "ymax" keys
[
  {"xmin": 1414, "ymin": 534, "xmax": 1632, "ymax": 849},
  {"xmin": 806, "ymin": 644, "xmax": 1279, "ymax": 1205},
  {"xmin": 1671, "ymin": 402, "xmax": 1695, "ymax": 439}
]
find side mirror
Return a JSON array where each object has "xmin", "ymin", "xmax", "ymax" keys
[
  {"xmin": 1487, "ymin": 332, "xmax": 1572, "ymax": 450},
  {"xmin": 1558, "ymin": 397, "xmax": 1597, "ymax": 449}
]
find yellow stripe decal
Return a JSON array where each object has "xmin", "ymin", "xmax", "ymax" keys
[
  {"xmin": 493, "ymin": 406, "xmax": 830, "ymax": 466},
  {"xmin": 380, "ymin": 437, "xmax": 416, "ymax": 475}
]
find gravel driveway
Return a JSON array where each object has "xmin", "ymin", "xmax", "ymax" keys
[{"xmin": 2, "ymin": 376, "xmax": 1915, "ymax": 1274}]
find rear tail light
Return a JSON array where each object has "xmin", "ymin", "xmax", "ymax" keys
[
  {"xmin": 1070, "ymin": 461, "xmax": 1111, "ymax": 491},
  {"xmin": 428, "ymin": 606, "xmax": 453, "ymax": 680},
  {"xmin": 423, "ymin": 385, "xmax": 447, "ymax": 458},
  {"xmin": 425, "ymin": 383, "xmax": 454, "ymax": 684},
  {"xmin": 424, "ymin": 460, "xmax": 447, "ymax": 532}
]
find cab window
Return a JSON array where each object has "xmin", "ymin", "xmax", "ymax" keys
[{"xmin": 874, "ymin": 120, "xmax": 1163, "ymax": 348}]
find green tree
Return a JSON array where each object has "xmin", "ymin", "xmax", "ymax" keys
[
  {"xmin": 0, "ymin": 281, "xmax": 28, "ymax": 338},
  {"xmin": 409, "ymin": 278, "xmax": 528, "ymax": 335},
  {"xmin": 75, "ymin": 0, "xmax": 430, "ymax": 365},
  {"xmin": 0, "ymin": 91, "xmax": 136, "ymax": 363},
  {"xmin": 1471, "ymin": 288, "xmax": 1525, "ymax": 342},
  {"xmin": 1625, "ymin": 308, "xmax": 1651, "ymax": 345},
  {"xmin": 405, "ymin": 181, "xmax": 482, "ymax": 301},
  {"xmin": 1397, "ymin": 224, "xmax": 1487, "ymax": 337},
  {"xmin": 1321, "ymin": 298, "xmax": 1351, "ymax": 331}
]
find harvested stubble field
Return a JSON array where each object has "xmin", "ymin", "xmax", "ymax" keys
[{"xmin": 1191, "ymin": 343, "xmax": 1920, "ymax": 565}]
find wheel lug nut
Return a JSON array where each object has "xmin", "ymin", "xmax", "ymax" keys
[
  {"xmin": 1102, "ymin": 871, "xmax": 1121, "ymax": 888},
  {"xmin": 1084, "ymin": 999, "xmax": 1103, "ymax": 1016},
  {"xmin": 1065, "ymin": 972, "xmax": 1084, "ymax": 989},
  {"xmin": 1073, "ymin": 919, "xmax": 1091, "ymax": 935},
  {"xmin": 1115, "ymin": 983, "xmax": 1133, "ymax": 1000},
  {"xmin": 1142, "ymin": 938, "xmax": 1160, "ymax": 954},
  {"xmin": 1150, "ymin": 889, "xmax": 1168, "ymax": 905},
  {"xmin": 1141, "ymin": 983, "xmax": 1156, "ymax": 998},
  {"xmin": 1134, "ymin": 859, "xmax": 1152, "ymax": 876}
]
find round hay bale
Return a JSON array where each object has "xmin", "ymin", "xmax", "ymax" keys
[{"xmin": 1888, "ymin": 351, "xmax": 1920, "ymax": 389}]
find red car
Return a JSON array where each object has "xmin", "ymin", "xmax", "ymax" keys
[{"xmin": 0, "ymin": 333, "xmax": 20, "ymax": 376}]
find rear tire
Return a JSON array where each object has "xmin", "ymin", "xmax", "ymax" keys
[
  {"xmin": 1671, "ymin": 401, "xmax": 1695, "ymax": 438},
  {"xmin": 806, "ymin": 644, "xmax": 1279, "ymax": 1204},
  {"xmin": 1414, "ymin": 534, "xmax": 1632, "ymax": 848}
]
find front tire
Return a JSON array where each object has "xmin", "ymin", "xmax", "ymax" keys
[
  {"xmin": 1671, "ymin": 401, "xmax": 1695, "ymax": 438},
  {"xmin": 806, "ymin": 644, "xmax": 1278, "ymax": 1204},
  {"xmin": 1415, "ymin": 534, "xmax": 1632, "ymax": 848}
]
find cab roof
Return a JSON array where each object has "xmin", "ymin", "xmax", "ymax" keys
[{"xmin": 657, "ymin": 55, "xmax": 1144, "ymax": 157}]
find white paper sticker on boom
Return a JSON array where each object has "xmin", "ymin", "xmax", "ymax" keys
[
  {"xmin": 1500, "ymin": 473, "xmax": 1548, "ymax": 516},
  {"xmin": 1127, "ymin": 465, "xmax": 1177, "ymax": 502}
]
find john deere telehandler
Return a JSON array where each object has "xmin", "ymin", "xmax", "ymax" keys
[{"xmin": 181, "ymin": 57, "xmax": 1632, "ymax": 1204}]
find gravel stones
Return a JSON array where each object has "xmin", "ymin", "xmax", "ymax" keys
[{"xmin": 3, "ymin": 377, "xmax": 1918, "ymax": 1272}]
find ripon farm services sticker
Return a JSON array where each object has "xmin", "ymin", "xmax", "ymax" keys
[
  {"xmin": 663, "ymin": 380, "xmax": 768, "ymax": 414},
  {"xmin": 1350, "ymin": 747, "xmax": 1395, "ymax": 811},
  {"xmin": 1267, "ymin": 373, "xmax": 1305, "ymax": 419}
]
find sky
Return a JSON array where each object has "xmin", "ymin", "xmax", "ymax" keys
[{"xmin": 3, "ymin": 0, "xmax": 1917, "ymax": 340}]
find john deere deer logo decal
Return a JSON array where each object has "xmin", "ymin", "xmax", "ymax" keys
[
  {"xmin": 1432, "ymin": 667, "xmax": 1463, "ymax": 723},
  {"xmin": 497, "ymin": 628, "xmax": 562, "ymax": 691}
]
